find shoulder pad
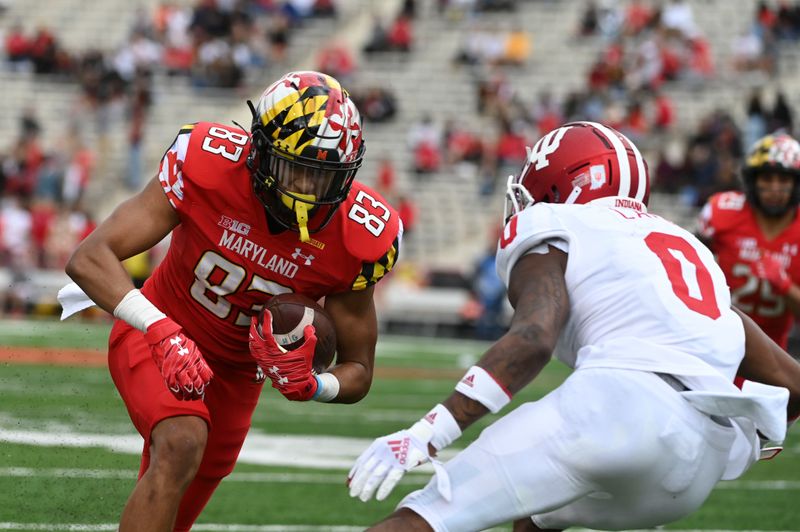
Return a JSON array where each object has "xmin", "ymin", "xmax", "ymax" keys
[
  {"xmin": 342, "ymin": 182, "xmax": 402, "ymax": 290},
  {"xmin": 699, "ymin": 191, "xmax": 748, "ymax": 238},
  {"xmin": 180, "ymin": 121, "xmax": 251, "ymax": 190},
  {"xmin": 157, "ymin": 123, "xmax": 196, "ymax": 209},
  {"xmin": 496, "ymin": 204, "xmax": 569, "ymax": 286}
]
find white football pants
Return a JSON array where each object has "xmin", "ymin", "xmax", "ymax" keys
[{"xmin": 399, "ymin": 368, "xmax": 737, "ymax": 531}]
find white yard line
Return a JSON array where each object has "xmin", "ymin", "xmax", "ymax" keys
[{"xmin": 0, "ymin": 429, "xmax": 453, "ymax": 471}]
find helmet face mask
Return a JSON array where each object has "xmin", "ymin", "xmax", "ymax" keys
[
  {"xmin": 247, "ymin": 71, "xmax": 365, "ymax": 240},
  {"xmin": 505, "ymin": 121, "xmax": 650, "ymax": 220},
  {"xmin": 742, "ymin": 133, "xmax": 800, "ymax": 218}
]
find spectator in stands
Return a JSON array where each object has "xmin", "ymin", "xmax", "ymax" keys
[
  {"xmin": 651, "ymin": 88, "xmax": 675, "ymax": 132},
  {"xmin": 387, "ymin": 13, "xmax": 413, "ymax": 53},
  {"xmin": 526, "ymin": 90, "xmax": 560, "ymax": 132},
  {"xmin": 352, "ymin": 87, "xmax": 397, "ymax": 123},
  {"xmin": 28, "ymin": 26, "xmax": 60, "ymax": 75},
  {"xmin": 4, "ymin": 22, "xmax": 30, "ymax": 70},
  {"xmin": 267, "ymin": 12, "xmax": 291, "ymax": 63},
  {"xmin": 500, "ymin": 24, "xmax": 531, "ymax": 67},
  {"xmin": 576, "ymin": 0, "xmax": 599, "ymax": 37},
  {"xmin": 396, "ymin": 193, "xmax": 418, "ymax": 237},
  {"xmin": 744, "ymin": 89, "xmax": 768, "ymax": 150},
  {"xmin": 316, "ymin": 39, "xmax": 356, "ymax": 85},
  {"xmin": 442, "ymin": 120, "xmax": 484, "ymax": 167},
  {"xmin": 769, "ymin": 90, "xmax": 793, "ymax": 134},
  {"xmin": 126, "ymin": 70, "xmax": 153, "ymax": 191},
  {"xmin": 375, "ymin": 157, "xmax": 397, "ymax": 196},
  {"xmin": 62, "ymin": 135, "xmax": 94, "ymax": 208},
  {"xmin": 493, "ymin": 120, "xmax": 529, "ymax": 171},
  {"xmin": 468, "ymin": 227, "xmax": 506, "ymax": 340},
  {"xmin": 362, "ymin": 15, "xmax": 391, "ymax": 54},
  {"xmin": 312, "ymin": 0, "xmax": 337, "ymax": 17},
  {"xmin": 623, "ymin": 0, "xmax": 653, "ymax": 36},
  {"xmin": 408, "ymin": 116, "xmax": 442, "ymax": 175},
  {"xmin": 661, "ymin": 0, "xmax": 695, "ymax": 38}
]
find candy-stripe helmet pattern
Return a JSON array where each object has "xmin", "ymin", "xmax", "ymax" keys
[{"xmin": 247, "ymin": 71, "xmax": 365, "ymax": 241}]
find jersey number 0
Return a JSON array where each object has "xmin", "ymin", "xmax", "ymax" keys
[{"xmin": 645, "ymin": 232, "xmax": 721, "ymax": 320}]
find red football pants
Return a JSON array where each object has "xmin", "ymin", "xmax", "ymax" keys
[{"xmin": 108, "ymin": 320, "xmax": 263, "ymax": 531}]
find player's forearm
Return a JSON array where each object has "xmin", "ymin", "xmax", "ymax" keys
[
  {"xmin": 326, "ymin": 360, "xmax": 374, "ymax": 403},
  {"xmin": 65, "ymin": 242, "xmax": 136, "ymax": 314},
  {"xmin": 443, "ymin": 330, "xmax": 552, "ymax": 432},
  {"xmin": 735, "ymin": 307, "xmax": 800, "ymax": 419}
]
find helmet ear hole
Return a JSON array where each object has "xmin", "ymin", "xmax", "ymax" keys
[{"xmin": 550, "ymin": 185, "xmax": 561, "ymax": 203}]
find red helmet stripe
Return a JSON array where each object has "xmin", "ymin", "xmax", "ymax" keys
[{"xmin": 584, "ymin": 121, "xmax": 631, "ymax": 198}]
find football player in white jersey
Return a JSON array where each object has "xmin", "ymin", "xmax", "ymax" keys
[{"xmin": 347, "ymin": 122, "xmax": 800, "ymax": 532}]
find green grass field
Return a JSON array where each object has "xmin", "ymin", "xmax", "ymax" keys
[{"xmin": 0, "ymin": 318, "xmax": 799, "ymax": 531}]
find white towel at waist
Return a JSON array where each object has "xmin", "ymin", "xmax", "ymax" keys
[{"xmin": 57, "ymin": 282, "xmax": 97, "ymax": 320}]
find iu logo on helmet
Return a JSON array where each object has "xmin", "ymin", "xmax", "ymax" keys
[{"xmin": 529, "ymin": 126, "xmax": 571, "ymax": 171}]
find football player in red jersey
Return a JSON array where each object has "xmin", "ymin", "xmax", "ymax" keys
[
  {"xmin": 64, "ymin": 71, "xmax": 401, "ymax": 531},
  {"xmin": 698, "ymin": 133, "xmax": 800, "ymax": 350}
]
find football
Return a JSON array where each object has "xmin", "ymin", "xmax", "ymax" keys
[{"xmin": 257, "ymin": 293, "xmax": 337, "ymax": 374}]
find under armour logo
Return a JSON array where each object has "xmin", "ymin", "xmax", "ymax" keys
[
  {"xmin": 291, "ymin": 248, "xmax": 315, "ymax": 266},
  {"xmin": 388, "ymin": 437, "xmax": 410, "ymax": 465},
  {"xmin": 169, "ymin": 335, "xmax": 189, "ymax": 356},
  {"xmin": 461, "ymin": 374, "xmax": 475, "ymax": 387},
  {"xmin": 268, "ymin": 365, "xmax": 289, "ymax": 386}
]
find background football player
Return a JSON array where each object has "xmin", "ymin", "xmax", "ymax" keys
[
  {"xmin": 64, "ymin": 71, "xmax": 401, "ymax": 531},
  {"xmin": 347, "ymin": 122, "xmax": 799, "ymax": 532},
  {"xmin": 699, "ymin": 132, "xmax": 800, "ymax": 351}
]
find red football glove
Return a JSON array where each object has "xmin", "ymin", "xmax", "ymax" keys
[
  {"xmin": 752, "ymin": 254, "xmax": 792, "ymax": 295},
  {"xmin": 249, "ymin": 312, "xmax": 318, "ymax": 401},
  {"xmin": 144, "ymin": 317, "xmax": 214, "ymax": 401}
]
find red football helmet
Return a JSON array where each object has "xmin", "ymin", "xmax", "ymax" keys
[{"xmin": 505, "ymin": 121, "xmax": 650, "ymax": 219}]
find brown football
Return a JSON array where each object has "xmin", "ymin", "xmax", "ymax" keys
[{"xmin": 257, "ymin": 293, "xmax": 337, "ymax": 374}]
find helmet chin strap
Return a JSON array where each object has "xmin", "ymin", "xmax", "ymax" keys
[{"xmin": 281, "ymin": 192, "xmax": 316, "ymax": 242}]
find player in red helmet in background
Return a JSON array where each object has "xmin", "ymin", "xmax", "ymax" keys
[
  {"xmin": 347, "ymin": 122, "xmax": 800, "ymax": 532},
  {"xmin": 63, "ymin": 71, "xmax": 401, "ymax": 531},
  {"xmin": 699, "ymin": 132, "xmax": 800, "ymax": 351}
]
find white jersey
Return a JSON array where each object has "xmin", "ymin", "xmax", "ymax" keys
[
  {"xmin": 496, "ymin": 197, "xmax": 788, "ymax": 462},
  {"xmin": 497, "ymin": 196, "xmax": 744, "ymax": 380}
]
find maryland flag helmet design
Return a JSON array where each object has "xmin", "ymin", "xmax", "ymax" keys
[
  {"xmin": 742, "ymin": 132, "xmax": 800, "ymax": 217},
  {"xmin": 247, "ymin": 71, "xmax": 365, "ymax": 241}
]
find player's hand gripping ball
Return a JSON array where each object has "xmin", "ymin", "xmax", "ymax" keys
[{"xmin": 256, "ymin": 293, "xmax": 337, "ymax": 374}]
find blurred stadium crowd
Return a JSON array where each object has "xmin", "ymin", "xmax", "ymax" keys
[{"xmin": 0, "ymin": 0, "xmax": 799, "ymax": 338}]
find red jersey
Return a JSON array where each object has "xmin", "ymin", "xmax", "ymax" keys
[
  {"xmin": 698, "ymin": 191, "xmax": 800, "ymax": 348},
  {"xmin": 144, "ymin": 122, "xmax": 401, "ymax": 364}
]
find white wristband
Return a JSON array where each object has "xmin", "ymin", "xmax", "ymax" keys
[
  {"xmin": 113, "ymin": 289, "xmax": 166, "ymax": 333},
  {"xmin": 419, "ymin": 403, "xmax": 462, "ymax": 451},
  {"xmin": 312, "ymin": 372, "xmax": 340, "ymax": 402},
  {"xmin": 455, "ymin": 365, "xmax": 512, "ymax": 414}
]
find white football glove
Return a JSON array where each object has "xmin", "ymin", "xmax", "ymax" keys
[{"xmin": 348, "ymin": 405, "xmax": 461, "ymax": 502}]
